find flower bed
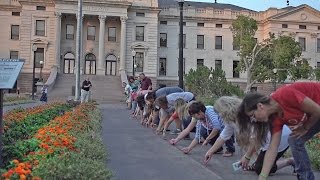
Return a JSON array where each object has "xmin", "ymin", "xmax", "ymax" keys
[
  {"xmin": 1, "ymin": 103, "xmax": 112, "ymax": 180},
  {"xmin": 307, "ymin": 133, "xmax": 320, "ymax": 170},
  {"xmin": 2, "ymin": 103, "xmax": 72, "ymax": 166}
]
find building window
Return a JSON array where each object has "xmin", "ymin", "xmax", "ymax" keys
[
  {"xmin": 160, "ymin": 33, "xmax": 167, "ymax": 47},
  {"xmin": 36, "ymin": 6, "xmax": 46, "ymax": 10},
  {"xmin": 87, "ymin": 26, "xmax": 96, "ymax": 40},
  {"xmin": 299, "ymin": 25, "xmax": 306, "ymax": 29},
  {"xmin": 317, "ymin": 62, "xmax": 320, "ymax": 68},
  {"xmin": 197, "ymin": 35, "xmax": 204, "ymax": 49},
  {"xmin": 135, "ymin": 52, "xmax": 144, "ymax": 72},
  {"xmin": 282, "ymin": 24, "xmax": 288, "ymax": 28},
  {"xmin": 136, "ymin": 26, "xmax": 144, "ymax": 41},
  {"xmin": 215, "ymin": 36, "xmax": 222, "ymax": 49},
  {"xmin": 299, "ymin": 37, "xmax": 306, "ymax": 51},
  {"xmin": 197, "ymin": 59, "xmax": 204, "ymax": 68},
  {"xmin": 136, "ymin": 12, "xmax": 145, "ymax": 17},
  {"xmin": 233, "ymin": 60, "xmax": 240, "ymax": 78},
  {"xmin": 215, "ymin": 60, "xmax": 222, "ymax": 70},
  {"xmin": 159, "ymin": 58, "xmax": 166, "ymax": 76},
  {"xmin": 84, "ymin": 53, "xmax": 96, "ymax": 75},
  {"xmin": 12, "ymin": 12, "xmax": 20, "ymax": 16},
  {"xmin": 34, "ymin": 48, "xmax": 44, "ymax": 68},
  {"xmin": 160, "ymin": 21, "xmax": 167, "ymax": 25},
  {"xmin": 10, "ymin": 51, "xmax": 19, "ymax": 59},
  {"xmin": 216, "ymin": 24, "xmax": 222, "ymax": 28},
  {"xmin": 197, "ymin": 23, "xmax": 204, "ymax": 27},
  {"xmin": 11, "ymin": 25, "xmax": 19, "ymax": 40},
  {"xmin": 233, "ymin": 38, "xmax": 239, "ymax": 50},
  {"xmin": 108, "ymin": 27, "xmax": 116, "ymax": 42},
  {"xmin": 66, "ymin": 24, "xmax": 74, "ymax": 40},
  {"xmin": 317, "ymin": 38, "xmax": 320, "ymax": 53},
  {"xmin": 318, "ymin": 26, "xmax": 320, "ymax": 30},
  {"xmin": 35, "ymin": 20, "xmax": 45, "ymax": 36}
]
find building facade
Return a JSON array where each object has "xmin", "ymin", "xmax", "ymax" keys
[{"xmin": 0, "ymin": 0, "xmax": 319, "ymax": 92}]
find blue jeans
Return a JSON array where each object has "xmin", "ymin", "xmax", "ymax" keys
[
  {"xmin": 132, "ymin": 100, "xmax": 137, "ymax": 112},
  {"xmin": 288, "ymin": 119, "xmax": 320, "ymax": 180}
]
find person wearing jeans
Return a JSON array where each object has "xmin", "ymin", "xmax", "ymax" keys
[
  {"xmin": 237, "ymin": 82, "xmax": 320, "ymax": 180},
  {"xmin": 169, "ymin": 101, "xmax": 225, "ymax": 154}
]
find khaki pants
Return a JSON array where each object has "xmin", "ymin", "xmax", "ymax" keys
[{"xmin": 81, "ymin": 89, "xmax": 89, "ymax": 103}]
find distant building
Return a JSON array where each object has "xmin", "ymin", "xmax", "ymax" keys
[{"xmin": 0, "ymin": 0, "xmax": 319, "ymax": 93}]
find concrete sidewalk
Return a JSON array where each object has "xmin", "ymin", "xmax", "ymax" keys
[{"xmin": 100, "ymin": 103, "xmax": 320, "ymax": 180}]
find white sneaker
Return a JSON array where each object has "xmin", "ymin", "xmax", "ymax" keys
[{"xmin": 169, "ymin": 129, "xmax": 181, "ymax": 135}]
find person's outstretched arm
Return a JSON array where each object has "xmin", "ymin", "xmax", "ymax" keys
[{"xmin": 258, "ymin": 130, "xmax": 282, "ymax": 180}]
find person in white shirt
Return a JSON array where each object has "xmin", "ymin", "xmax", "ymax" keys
[{"xmin": 239, "ymin": 125, "xmax": 294, "ymax": 175}]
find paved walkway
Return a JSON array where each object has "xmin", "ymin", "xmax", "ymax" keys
[{"xmin": 101, "ymin": 103, "xmax": 320, "ymax": 180}]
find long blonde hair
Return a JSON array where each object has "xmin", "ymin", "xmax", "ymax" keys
[
  {"xmin": 214, "ymin": 96, "xmax": 242, "ymax": 124},
  {"xmin": 174, "ymin": 98, "xmax": 187, "ymax": 120}
]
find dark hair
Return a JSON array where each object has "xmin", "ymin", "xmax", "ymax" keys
[
  {"xmin": 145, "ymin": 91, "xmax": 156, "ymax": 101},
  {"xmin": 241, "ymin": 93, "xmax": 270, "ymax": 113},
  {"xmin": 128, "ymin": 76, "xmax": 134, "ymax": 81},
  {"xmin": 188, "ymin": 101, "xmax": 206, "ymax": 116},
  {"xmin": 136, "ymin": 95, "xmax": 145, "ymax": 110},
  {"xmin": 236, "ymin": 92, "xmax": 271, "ymax": 149},
  {"xmin": 155, "ymin": 96, "xmax": 168, "ymax": 107}
]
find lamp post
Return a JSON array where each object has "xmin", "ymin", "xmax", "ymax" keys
[
  {"xmin": 273, "ymin": 68, "xmax": 277, "ymax": 91},
  {"xmin": 31, "ymin": 44, "xmax": 37, "ymax": 100},
  {"xmin": 39, "ymin": 60, "xmax": 44, "ymax": 82},
  {"xmin": 131, "ymin": 50, "xmax": 136, "ymax": 77},
  {"xmin": 178, "ymin": 0, "xmax": 184, "ymax": 89}
]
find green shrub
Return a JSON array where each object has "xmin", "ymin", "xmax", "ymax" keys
[
  {"xmin": 32, "ymin": 152, "xmax": 112, "ymax": 180},
  {"xmin": 185, "ymin": 66, "xmax": 244, "ymax": 100},
  {"xmin": 306, "ymin": 136, "xmax": 320, "ymax": 170}
]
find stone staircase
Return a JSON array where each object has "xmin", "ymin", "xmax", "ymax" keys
[{"xmin": 49, "ymin": 74, "xmax": 125, "ymax": 103}]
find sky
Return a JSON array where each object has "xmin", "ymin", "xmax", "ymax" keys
[{"xmin": 188, "ymin": 0, "xmax": 320, "ymax": 11}]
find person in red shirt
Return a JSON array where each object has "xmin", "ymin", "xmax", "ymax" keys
[{"xmin": 237, "ymin": 82, "xmax": 320, "ymax": 180}]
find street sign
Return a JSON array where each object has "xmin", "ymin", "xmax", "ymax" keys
[
  {"xmin": 0, "ymin": 59, "xmax": 24, "ymax": 165},
  {"xmin": 0, "ymin": 59, "xmax": 24, "ymax": 89}
]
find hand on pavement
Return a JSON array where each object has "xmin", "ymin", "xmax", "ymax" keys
[
  {"xmin": 204, "ymin": 151, "xmax": 213, "ymax": 165},
  {"xmin": 181, "ymin": 147, "xmax": 191, "ymax": 154},
  {"xmin": 169, "ymin": 139, "xmax": 178, "ymax": 145},
  {"xmin": 239, "ymin": 156, "xmax": 250, "ymax": 170}
]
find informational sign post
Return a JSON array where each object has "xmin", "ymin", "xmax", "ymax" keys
[{"xmin": 0, "ymin": 58, "xmax": 24, "ymax": 166}]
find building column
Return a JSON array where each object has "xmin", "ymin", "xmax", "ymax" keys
[
  {"xmin": 55, "ymin": 12, "xmax": 62, "ymax": 72},
  {"xmin": 120, "ymin": 16, "xmax": 128, "ymax": 72},
  {"xmin": 97, "ymin": 15, "xmax": 106, "ymax": 75}
]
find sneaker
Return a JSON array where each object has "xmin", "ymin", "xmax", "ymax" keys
[{"xmin": 169, "ymin": 129, "xmax": 181, "ymax": 135}]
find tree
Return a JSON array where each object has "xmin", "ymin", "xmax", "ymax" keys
[
  {"xmin": 231, "ymin": 15, "xmax": 272, "ymax": 92},
  {"xmin": 185, "ymin": 66, "xmax": 244, "ymax": 105},
  {"xmin": 231, "ymin": 15, "xmax": 309, "ymax": 92}
]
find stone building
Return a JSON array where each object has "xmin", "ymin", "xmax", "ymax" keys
[{"xmin": 0, "ymin": 0, "xmax": 319, "ymax": 93}]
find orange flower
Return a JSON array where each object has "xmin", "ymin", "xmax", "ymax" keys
[
  {"xmin": 19, "ymin": 174, "xmax": 27, "ymax": 180},
  {"xmin": 12, "ymin": 159, "xmax": 19, "ymax": 164}
]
